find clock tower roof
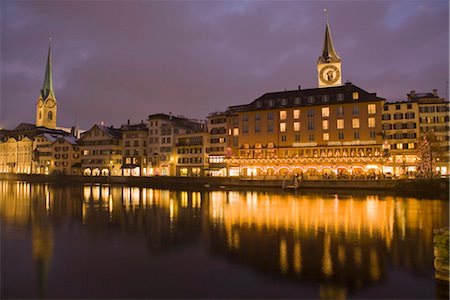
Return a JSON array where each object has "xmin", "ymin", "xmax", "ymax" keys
[
  {"xmin": 40, "ymin": 38, "xmax": 55, "ymax": 100},
  {"xmin": 318, "ymin": 21, "xmax": 341, "ymax": 64}
]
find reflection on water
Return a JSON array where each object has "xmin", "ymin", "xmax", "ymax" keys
[{"xmin": 0, "ymin": 181, "xmax": 448, "ymax": 299}]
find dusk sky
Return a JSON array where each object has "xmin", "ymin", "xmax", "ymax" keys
[{"xmin": 1, "ymin": 0, "xmax": 448, "ymax": 130}]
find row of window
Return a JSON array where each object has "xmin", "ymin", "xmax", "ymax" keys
[
  {"xmin": 239, "ymin": 146, "xmax": 379, "ymax": 159},
  {"xmin": 124, "ymin": 140, "xmax": 146, "ymax": 147},
  {"xmin": 177, "ymin": 148, "xmax": 203, "ymax": 154},
  {"xmin": 254, "ymin": 92, "xmax": 360, "ymax": 108},
  {"xmin": 386, "ymin": 133, "xmax": 417, "ymax": 140},
  {"xmin": 419, "ymin": 116, "xmax": 449, "ymax": 123},
  {"xmin": 82, "ymin": 150, "xmax": 122, "ymax": 155},
  {"xmin": 382, "ymin": 112, "xmax": 415, "ymax": 120},
  {"xmin": 178, "ymin": 157, "xmax": 203, "ymax": 164},
  {"xmin": 419, "ymin": 106, "xmax": 448, "ymax": 113},
  {"xmin": 384, "ymin": 103, "xmax": 414, "ymax": 111},
  {"xmin": 276, "ymin": 131, "xmax": 377, "ymax": 142},
  {"xmin": 382, "ymin": 123, "xmax": 417, "ymax": 130}
]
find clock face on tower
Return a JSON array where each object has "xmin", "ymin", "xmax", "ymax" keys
[{"xmin": 319, "ymin": 65, "xmax": 340, "ymax": 85}]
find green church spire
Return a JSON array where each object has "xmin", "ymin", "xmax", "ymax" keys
[{"xmin": 40, "ymin": 37, "xmax": 55, "ymax": 99}]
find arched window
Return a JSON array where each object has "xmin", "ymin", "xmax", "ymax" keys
[{"xmin": 47, "ymin": 111, "xmax": 53, "ymax": 120}]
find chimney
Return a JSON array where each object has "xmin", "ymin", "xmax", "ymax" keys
[
  {"xmin": 410, "ymin": 90, "xmax": 416, "ymax": 97},
  {"xmin": 127, "ymin": 119, "xmax": 130, "ymax": 125},
  {"xmin": 433, "ymin": 89, "xmax": 438, "ymax": 97},
  {"xmin": 298, "ymin": 85, "xmax": 301, "ymax": 90}
]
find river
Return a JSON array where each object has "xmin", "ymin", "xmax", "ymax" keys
[{"xmin": 1, "ymin": 180, "xmax": 448, "ymax": 299}]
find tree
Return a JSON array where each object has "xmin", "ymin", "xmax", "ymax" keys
[{"xmin": 416, "ymin": 132, "xmax": 441, "ymax": 178}]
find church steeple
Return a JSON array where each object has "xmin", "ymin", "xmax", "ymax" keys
[
  {"xmin": 318, "ymin": 21, "xmax": 341, "ymax": 64},
  {"xmin": 41, "ymin": 38, "xmax": 55, "ymax": 100},
  {"xmin": 317, "ymin": 11, "xmax": 342, "ymax": 88},
  {"xmin": 36, "ymin": 38, "xmax": 57, "ymax": 129}
]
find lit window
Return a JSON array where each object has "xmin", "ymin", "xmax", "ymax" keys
[
  {"xmin": 322, "ymin": 120, "xmax": 329, "ymax": 130},
  {"xmin": 368, "ymin": 104, "xmax": 376, "ymax": 114},
  {"xmin": 397, "ymin": 143, "xmax": 403, "ymax": 149},
  {"xmin": 368, "ymin": 117, "xmax": 375, "ymax": 128},
  {"xmin": 294, "ymin": 122, "xmax": 300, "ymax": 131},
  {"xmin": 293, "ymin": 109, "xmax": 300, "ymax": 119},
  {"xmin": 408, "ymin": 143, "xmax": 415, "ymax": 149},
  {"xmin": 322, "ymin": 107, "xmax": 330, "ymax": 117},
  {"xmin": 323, "ymin": 133, "xmax": 329, "ymax": 141},
  {"xmin": 337, "ymin": 119, "xmax": 344, "ymax": 129},
  {"xmin": 352, "ymin": 118, "xmax": 360, "ymax": 129},
  {"xmin": 233, "ymin": 128, "xmax": 239, "ymax": 136},
  {"xmin": 280, "ymin": 123, "xmax": 286, "ymax": 132},
  {"xmin": 352, "ymin": 92, "xmax": 359, "ymax": 100},
  {"xmin": 280, "ymin": 111, "xmax": 287, "ymax": 120}
]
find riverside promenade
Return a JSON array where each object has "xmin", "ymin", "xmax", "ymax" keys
[{"xmin": 1, "ymin": 173, "xmax": 448, "ymax": 193}]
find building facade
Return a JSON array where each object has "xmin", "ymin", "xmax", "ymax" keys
[
  {"xmin": 121, "ymin": 121, "xmax": 148, "ymax": 176},
  {"xmin": 223, "ymin": 20, "xmax": 385, "ymax": 179},
  {"xmin": 147, "ymin": 114, "xmax": 204, "ymax": 176},
  {"xmin": 80, "ymin": 125, "xmax": 122, "ymax": 176},
  {"xmin": 175, "ymin": 131, "xmax": 209, "ymax": 177},
  {"xmin": 206, "ymin": 112, "xmax": 232, "ymax": 176}
]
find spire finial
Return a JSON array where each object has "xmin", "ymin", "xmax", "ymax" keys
[
  {"xmin": 323, "ymin": 8, "xmax": 329, "ymax": 24},
  {"xmin": 41, "ymin": 38, "xmax": 54, "ymax": 99}
]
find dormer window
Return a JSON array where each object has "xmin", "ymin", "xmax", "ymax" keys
[
  {"xmin": 308, "ymin": 96, "xmax": 315, "ymax": 104},
  {"xmin": 268, "ymin": 99, "xmax": 275, "ymax": 107},
  {"xmin": 352, "ymin": 92, "xmax": 359, "ymax": 100},
  {"xmin": 337, "ymin": 93, "xmax": 344, "ymax": 101},
  {"xmin": 322, "ymin": 95, "xmax": 329, "ymax": 102},
  {"xmin": 255, "ymin": 100, "xmax": 262, "ymax": 108},
  {"xmin": 281, "ymin": 98, "xmax": 288, "ymax": 106},
  {"xmin": 294, "ymin": 97, "xmax": 301, "ymax": 105}
]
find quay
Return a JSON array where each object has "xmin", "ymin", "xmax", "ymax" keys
[{"xmin": 1, "ymin": 174, "xmax": 448, "ymax": 193}]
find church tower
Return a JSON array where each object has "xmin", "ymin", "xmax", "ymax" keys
[
  {"xmin": 36, "ymin": 39, "xmax": 57, "ymax": 129},
  {"xmin": 317, "ymin": 16, "xmax": 342, "ymax": 88}
]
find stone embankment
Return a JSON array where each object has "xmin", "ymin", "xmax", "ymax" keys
[
  {"xmin": 434, "ymin": 227, "xmax": 449, "ymax": 299},
  {"xmin": 0, "ymin": 173, "xmax": 448, "ymax": 193}
]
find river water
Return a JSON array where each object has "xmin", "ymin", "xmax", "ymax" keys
[{"xmin": 1, "ymin": 180, "xmax": 448, "ymax": 299}]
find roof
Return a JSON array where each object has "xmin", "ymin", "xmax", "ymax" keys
[
  {"xmin": 228, "ymin": 82, "xmax": 384, "ymax": 113},
  {"xmin": 318, "ymin": 22, "xmax": 341, "ymax": 64},
  {"xmin": 40, "ymin": 39, "xmax": 55, "ymax": 100},
  {"xmin": 148, "ymin": 113, "xmax": 204, "ymax": 132},
  {"xmin": 120, "ymin": 122, "xmax": 148, "ymax": 131},
  {"xmin": 96, "ymin": 125, "xmax": 122, "ymax": 139},
  {"xmin": 0, "ymin": 123, "xmax": 74, "ymax": 142}
]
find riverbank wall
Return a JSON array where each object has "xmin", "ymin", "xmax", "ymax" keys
[
  {"xmin": 434, "ymin": 227, "xmax": 449, "ymax": 299},
  {"xmin": 1, "ymin": 173, "xmax": 448, "ymax": 193}
]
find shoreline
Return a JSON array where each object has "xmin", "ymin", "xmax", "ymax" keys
[{"xmin": 1, "ymin": 173, "xmax": 448, "ymax": 195}]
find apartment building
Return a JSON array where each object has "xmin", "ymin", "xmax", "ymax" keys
[
  {"xmin": 147, "ymin": 114, "xmax": 204, "ymax": 176},
  {"xmin": 382, "ymin": 99, "xmax": 420, "ymax": 176},
  {"xmin": 121, "ymin": 121, "xmax": 148, "ymax": 176},
  {"xmin": 175, "ymin": 131, "xmax": 209, "ymax": 176},
  {"xmin": 206, "ymin": 112, "xmax": 232, "ymax": 176},
  {"xmin": 33, "ymin": 133, "xmax": 80, "ymax": 175},
  {"xmin": 80, "ymin": 124, "xmax": 122, "ymax": 176}
]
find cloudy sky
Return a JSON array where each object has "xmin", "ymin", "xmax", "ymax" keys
[{"xmin": 1, "ymin": 1, "xmax": 448, "ymax": 129}]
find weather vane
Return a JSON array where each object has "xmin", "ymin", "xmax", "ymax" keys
[{"xmin": 323, "ymin": 8, "xmax": 329, "ymax": 23}]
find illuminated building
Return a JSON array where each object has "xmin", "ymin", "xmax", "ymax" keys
[
  {"xmin": 175, "ymin": 131, "xmax": 210, "ymax": 176},
  {"xmin": 147, "ymin": 113, "xmax": 204, "ymax": 176},
  {"xmin": 207, "ymin": 111, "xmax": 234, "ymax": 176},
  {"xmin": 120, "ymin": 121, "xmax": 148, "ymax": 176},
  {"xmin": 33, "ymin": 134, "xmax": 80, "ymax": 175},
  {"xmin": 80, "ymin": 124, "xmax": 122, "ymax": 176},
  {"xmin": 223, "ymin": 20, "xmax": 385, "ymax": 178},
  {"xmin": 382, "ymin": 90, "xmax": 449, "ymax": 176},
  {"xmin": 0, "ymin": 42, "xmax": 79, "ymax": 175}
]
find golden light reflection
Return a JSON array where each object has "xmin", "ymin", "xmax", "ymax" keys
[
  {"xmin": 279, "ymin": 238, "xmax": 288, "ymax": 274},
  {"xmin": 293, "ymin": 241, "xmax": 302, "ymax": 275},
  {"xmin": 322, "ymin": 233, "xmax": 333, "ymax": 277}
]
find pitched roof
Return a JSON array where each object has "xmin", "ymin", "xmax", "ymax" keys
[
  {"xmin": 318, "ymin": 22, "xmax": 341, "ymax": 64},
  {"xmin": 228, "ymin": 82, "xmax": 384, "ymax": 113},
  {"xmin": 41, "ymin": 39, "xmax": 55, "ymax": 100}
]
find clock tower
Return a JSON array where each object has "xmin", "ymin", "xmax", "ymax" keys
[
  {"xmin": 317, "ymin": 19, "xmax": 342, "ymax": 88},
  {"xmin": 36, "ymin": 39, "xmax": 57, "ymax": 129}
]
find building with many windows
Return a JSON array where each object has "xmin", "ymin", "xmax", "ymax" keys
[
  {"xmin": 147, "ymin": 114, "xmax": 204, "ymax": 176},
  {"xmin": 175, "ymin": 132, "xmax": 209, "ymax": 177},
  {"xmin": 121, "ymin": 121, "xmax": 148, "ymax": 176},
  {"xmin": 206, "ymin": 112, "xmax": 233, "ymax": 176},
  {"xmin": 223, "ymin": 20, "xmax": 385, "ymax": 179},
  {"xmin": 80, "ymin": 125, "xmax": 122, "ymax": 176}
]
